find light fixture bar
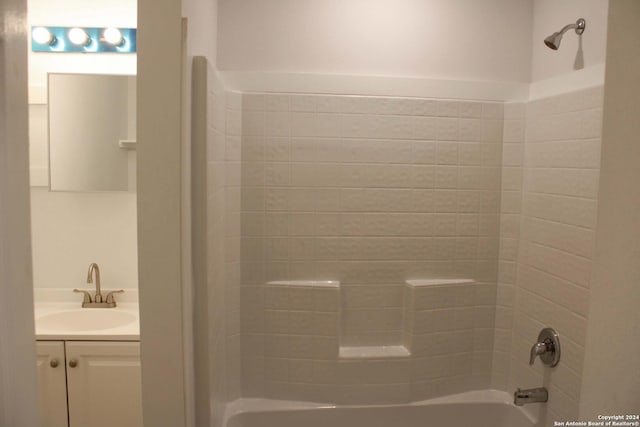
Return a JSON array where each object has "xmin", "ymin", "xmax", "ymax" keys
[{"xmin": 31, "ymin": 26, "xmax": 136, "ymax": 53}]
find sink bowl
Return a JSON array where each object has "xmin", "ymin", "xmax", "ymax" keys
[{"xmin": 37, "ymin": 310, "xmax": 137, "ymax": 331}]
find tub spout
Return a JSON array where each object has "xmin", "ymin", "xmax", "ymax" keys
[{"xmin": 513, "ymin": 387, "xmax": 548, "ymax": 406}]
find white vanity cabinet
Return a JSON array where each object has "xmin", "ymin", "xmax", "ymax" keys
[
  {"xmin": 37, "ymin": 342, "xmax": 68, "ymax": 427},
  {"xmin": 36, "ymin": 341, "xmax": 142, "ymax": 427}
]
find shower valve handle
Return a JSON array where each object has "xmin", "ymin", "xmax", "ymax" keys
[
  {"xmin": 529, "ymin": 341, "xmax": 550, "ymax": 365},
  {"xmin": 529, "ymin": 327, "xmax": 561, "ymax": 367}
]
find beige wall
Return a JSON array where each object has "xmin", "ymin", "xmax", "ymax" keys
[
  {"xmin": 218, "ymin": 0, "xmax": 533, "ymax": 83},
  {"xmin": 580, "ymin": 0, "xmax": 640, "ymax": 418},
  {"xmin": 30, "ymin": 190, "xmax": 138, "ymax": 289},
  {"xmin": 531, "ymin": 0, "xmax": 608, "ymax": 83}
]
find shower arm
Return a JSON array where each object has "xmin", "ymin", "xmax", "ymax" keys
[{"xmin": 558, "ymin": 19, "xmax": 586, "ymax": 36}]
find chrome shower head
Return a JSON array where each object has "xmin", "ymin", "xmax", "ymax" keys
[{"xmin": 544, "ymin": 18, "xmax": 586, "ymax": 50}]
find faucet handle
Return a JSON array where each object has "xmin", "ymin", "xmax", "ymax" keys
[
  {"xmin": 73, "ymin": 289, "xmax": 92, "ymax": 304},
  {"xmin": 105, "ymin": 290, "xmax": 124, "ymax": 304},
  {"xmin": 529, "ymin": 327, "xmax": 561, "ymax": 367},
  {"xmin": 529, "ymin": 342, "xmax": 547, "ymax": 365}
]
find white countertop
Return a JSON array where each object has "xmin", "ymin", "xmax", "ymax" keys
[{"xmin": 34, "ymin": 289, "xmax": 140, "ymax": 341}]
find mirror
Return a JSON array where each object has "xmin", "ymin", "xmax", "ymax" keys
[{"xmin": 48, "ymin": 73, "xmax": 136, "ymax": 192}]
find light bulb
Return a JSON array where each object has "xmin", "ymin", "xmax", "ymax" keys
[
  {"xmin": 103, "ymin": 27, "xmax": 124, "ymax": 46},
  {"xmin": 68, "ymin": 27, "xmax": 90, "ymax": 46},
  {"xmin": 32, "ymin": 27, "xmax": 55, "ymax": 45}
]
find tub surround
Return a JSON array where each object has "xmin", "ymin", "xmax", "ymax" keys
[
  {"xmin": 238, "ymin": 91, "xmax": 503, "ymax": 403},
  {"xmin": 198, "ymin": 73, "xmax": 607, "ymax": 418},
  {"xmin": 494, "ymin": 86, "xmax": 604, "ymax": 422}
]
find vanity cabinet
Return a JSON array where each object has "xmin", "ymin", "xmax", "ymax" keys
[
  {"xmin": 36, "ymin": 341, "xmax": 142, "ymax": 427},
  {"xmin": 36, "ymin": 342, "xmax": 68, "ymax": 427}
]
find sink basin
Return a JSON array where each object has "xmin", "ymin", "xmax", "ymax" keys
[{"xmin": 37, "ymin": 310, "xmax": 137, "ymax": 331}]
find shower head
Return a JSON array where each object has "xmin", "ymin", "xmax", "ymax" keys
[{"xmin": 544, "ymin": 18, "xmax": 586, "ymax": 50}]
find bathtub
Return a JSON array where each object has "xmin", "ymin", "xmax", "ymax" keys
[{"xmin": 223, "ymin": 390, "xmax": 537, "ymax": 427}]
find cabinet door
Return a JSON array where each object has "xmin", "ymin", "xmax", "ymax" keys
[
  {"xmin": 36, "ymin": 341, "xmax": 69, "ymax": 427},
  {"xmin": 65, "ymin": 341, "xmax": 142, "ymax": 427}
]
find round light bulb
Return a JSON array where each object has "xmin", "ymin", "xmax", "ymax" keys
[
  {"xmin": 32, "ymin": 27, "xmax": 55, "ymax": 45},
  {"xmin": 68, "ymin": 27, "xmax": 90, "ymax": 46},
  {"xmin": 103, "ymin": 27, "xmax": 124, "ymax": 46}
]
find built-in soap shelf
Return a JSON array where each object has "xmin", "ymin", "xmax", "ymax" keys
[
  {"xmin": 263, "ymin": 278, "xmax": 475, "ymax": 361},
  {"xmin": 405, "ymin": 278, "xmax": 475, "ymax": 287},
  {"xmin": 265, "ymin": 280, "xmax": 340, "ymax": 288},
  {"xmin": 338, "ymin": 278, "xmax": 475, "ymax": 360},
  {"xmin": 339, "ymin": 345, "xmax": 411, "ymax": 359},
  {"xmin": 118, "ymin": 139, "xmax": 137, "ymax": 150}
]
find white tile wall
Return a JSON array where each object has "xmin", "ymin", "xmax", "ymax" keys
[
  {"xmin": 403, "ymin": 280, "xmax": 495, "ymax": 400},
  {"xmin": 494, "ymin": 87, "xmax": 603, "ymax": 423},
  {"xmin": 195, "ymin": 85, "xmax": 608, "ymax": 411},
  {"xmin": 206, "ymin": 66, "xmax": 242, "ymax": 427},
  {"xmin": 239, "ymin": 93, "xmax": 504, "ymax": 403}
]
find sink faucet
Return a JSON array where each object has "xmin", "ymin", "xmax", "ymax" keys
[
  {"xmin": 86, "ymin": 262, "xmax": 103, "ymax": 303},
  {"xmin": 513, "ymin": 387, "xmax": 548, "ymax": 406},
  {"xmin": 73, "ymin": 262, "xmax": 124, "ymax": 308}
]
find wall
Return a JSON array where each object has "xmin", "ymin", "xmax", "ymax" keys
[
  {"xmin": 30, "ymin": 189, "xmax": 138, "ymax": 288},
  {"xmin": 28, "ymin": 0, "xmax": 138, "ymax": 290},
  {"xmin": 490, "ymin": 2, "xmax": 609, "ymax": 422},
  {"xmin": 217, "ymin": 0, "xmax": 533, "ymax": 83},
  {"xmin": 0, "ymin": 0, "xmax": 40, "ymax": 423},
  {"xmin": 182, "ymin": 0, "xmax": 244, "ymax": 425},
  {"xmin": 182, "ymin": 0, "xmax": 218, "ymax": 62},
  {"xmin": 530, "ymin": 0, "xmax": 609, "ymax": 83},
  {"xmin": 580, "ymin": 0, "xmax": 640, "ymax": 418},
  {"xmin": 528, "ymin": 0, "xmax": 609, "ymax": 101},
  {"xmin": 212, "ymin": 0, "xmax": 618, "ymax": 419},
  {"xmin": 491, "ymin": 101, "xmax": 526, "ymax": 392},
  {"xmin": 494, "ymin": 86, "xmax": 603, "ymax": 423},
  {"xmin": 198, "ymin": 60, "xmax": 242, "ymax": 427},
  {"xmin": 239, "ymin": 92, "xmax": 505, "ymax": 403}
]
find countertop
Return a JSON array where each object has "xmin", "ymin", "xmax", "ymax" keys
[{"xmin": 34, "ymin": 289, "xmax": 140, "ymax": 341}]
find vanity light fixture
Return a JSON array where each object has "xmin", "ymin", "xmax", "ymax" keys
[
  {"xmin": 31, "ymin": 26, "xmax": 136, "ymax": 53},
  {"xmin": 32, "ymin": 27, "xmax": 56, "ymax": 46}
]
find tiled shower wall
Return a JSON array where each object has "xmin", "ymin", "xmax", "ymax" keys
[
  {"xmin": 206, "ymin": 65, "xmax": 241, "ymax": 427},
  {"xmin": 493, "ymin": 87, "xmax": 603, "ymax": 422},
  {"xmin": 238, "ymin": 93, "xmax": 505, "ymax": 403}
]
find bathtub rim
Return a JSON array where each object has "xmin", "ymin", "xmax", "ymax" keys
[{"xmin": 221, "ymin": 389, "xmax": 538, "ymax": 426}]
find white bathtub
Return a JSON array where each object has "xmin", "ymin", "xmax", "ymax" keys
[{"xmin": 223, "ymin": 390, "xmax": 537, "ymax": 427}]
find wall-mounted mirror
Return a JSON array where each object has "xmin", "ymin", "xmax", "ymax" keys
[{"xmin": 48, "ymin": 73, "xmax": 136, "ymax": 192}]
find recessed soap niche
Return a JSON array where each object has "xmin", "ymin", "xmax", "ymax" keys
[{"xmin": 263, "ymin": 278, "xmax": 485, "ymax": 360}]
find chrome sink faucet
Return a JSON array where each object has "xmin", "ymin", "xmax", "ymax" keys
[
  {"xmin": 87, "ymin": 262, "xmax": 103, "ymax": 303},
  {"xmin": 73, "ymin": 262, "xmax": 124, "ymax": 308}
]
